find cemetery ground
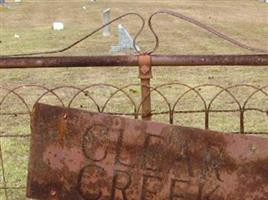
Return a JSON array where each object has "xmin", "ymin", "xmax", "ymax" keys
[{"xmin": 0, "ymin": 0, "xmax": 268, "ymax": 199}]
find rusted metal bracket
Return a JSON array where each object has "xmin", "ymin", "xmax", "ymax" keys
[
  {"xmin": 138, "ymin": 54, "xmax": 152, "ymax": 79},
  {"xmin": 138, "ymin": 54, "xmax": 152, "ymax": 120}
]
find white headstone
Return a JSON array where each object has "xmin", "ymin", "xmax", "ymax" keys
[
  {"xmin": 102, "ymin": 8, "xmax": 111, "ymax": 37},
  {"xmin": 111, "ymin": 24, "xmax": 140, "ymax": 53},
  {"xmin": 52, "ymin": 22, "xmax": 64, "ymax": 31}
]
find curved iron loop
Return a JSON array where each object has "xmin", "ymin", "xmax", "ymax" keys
[
  {"xmin": 2, "ymin": 13, "xmax": 145, "ymax": 57},
  {"xmin": 147, "ymin": 9, "xmax": 268, "ymax": 55},
  {"xmin": 0, "ymin": 83, "xmax": 268, "ymax": 134}
]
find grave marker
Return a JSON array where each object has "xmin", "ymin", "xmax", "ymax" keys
[
  {"xmin": 102, "ymin": 8, "xmax": 111, "ymax": 37},
  {"xmin": 111, "ymin": 24, "xmax": 140, "ymax": 52},
  {"xmin": 27, "ymin": 103, "xmax": 268, "ymax": 200}
]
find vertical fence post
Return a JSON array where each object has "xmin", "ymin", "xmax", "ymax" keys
[
  {"xmin": 240, "ymin": 110, "xmax": 245, "ymax": 134},
  {"xmin": 138, "ymin": 54, "xmax": 152, "ymax": 121}
]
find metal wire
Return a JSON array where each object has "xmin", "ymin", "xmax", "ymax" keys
[
  {"xmin": 147, "ymin": 9, "xmax": 268, "ymax": 54},
  {"xmin": 1, "ymin": 10, "xmax": 268, "ymax": 57},
  {"xmin": 1, "ymin": 12, "xmax": 145, "ymax": 57},
  {"xmin": 0, "ymin": 83, "xmax": 267, "ymax": 134}
]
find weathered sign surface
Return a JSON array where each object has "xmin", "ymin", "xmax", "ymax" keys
[{"xmin": 27, "ymin": 103, "xmax": 268, "ymax": 200}]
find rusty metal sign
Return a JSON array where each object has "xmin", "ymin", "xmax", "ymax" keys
[{"xmin": 27, "ymin": 103, "xmax": 268, "ymax": 200}]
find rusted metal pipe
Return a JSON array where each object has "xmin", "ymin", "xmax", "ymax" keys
[
  {"xmin": 138, "ymin": 54, "xmax": 152, "ymax": 121},
  {"xmin": 152, "ymin": 54, "xmax": 268, "ymax": 66},
  {"xmin": 0, "ymin": 54, "xmax": 268, "ymax": 68},
  {"xmin": 0, "ymin": 56, "xmax": 138, "ymax": 68}
]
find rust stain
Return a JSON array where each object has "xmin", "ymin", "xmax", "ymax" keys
[
  {"xmin": 57, "ymin": 113, "xmax": 68, "ymax": 146},
  {"xmin": 27, "ymin": 103, "xmax": 268, "ymax": 200}
]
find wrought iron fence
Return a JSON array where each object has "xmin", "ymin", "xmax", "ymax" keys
[
  {"xmin": 0, "ymin": 9, "xmax": 268, "ymax": 200},
  {"xmin": 0, "ymin": 83, "xmax": 267, "ymax": 199}
]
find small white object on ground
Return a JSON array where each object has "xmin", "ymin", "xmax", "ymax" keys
[
  {"xmin": 14, "ymin": 34, "xmax": 20, "ymax": 38},
  {"xmin": 82, "ymin": 6, "xmax": 86, "ymax": 10},
  {"xmin": 52, "ymin": 22, "xmax": 64, "ymax": 31},
  {"xmin": 14, "ymin": 0, "xmax": 22, "ymax": 3}
]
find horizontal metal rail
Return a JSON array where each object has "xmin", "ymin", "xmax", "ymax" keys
[{"xmin": 0, "ymin": 54, "xmax": 268, "ymax": 68}]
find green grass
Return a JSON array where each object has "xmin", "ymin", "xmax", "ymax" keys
[{"xmin": 0, "ymin": 0, "xmax": 268, "ymax": 199}]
